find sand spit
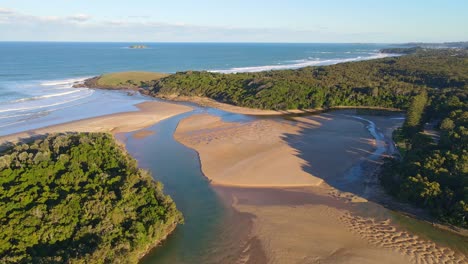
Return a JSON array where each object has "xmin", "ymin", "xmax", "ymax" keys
[
  {"xmin": 0, "ymin": 101, "xmax": 192, "ymax": 146},
  {"xmin": 175, "ymin": 114, "xmax": 323, "ymax": 187},
  {"xmin": 174, "ymin": 112, "xmax": 380, "ymax": 187},
  {"xmin": 159, "ymin": 95, "xmax": 401, "ymax": 116}
]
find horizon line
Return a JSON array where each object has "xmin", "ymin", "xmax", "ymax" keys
[{"xmin": 1, "ymin": 40, "xmax": 466, "ymax": 44}]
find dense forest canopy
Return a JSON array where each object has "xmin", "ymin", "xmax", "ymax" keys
[
  {"xmin": 381, "ymin": 84, "xmax": 467, "ymax": 228},
  {"xmin": 0, "ymin": 133, "xmax": 182, "ymax": 263},
  {"xmin": 149, "ymin": 49, "xmax": 468, "ymax": 111}
]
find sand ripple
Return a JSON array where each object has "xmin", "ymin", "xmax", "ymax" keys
[{"xmin": 339, "ymin": 213, "xmax": 467, "ymax": 264}]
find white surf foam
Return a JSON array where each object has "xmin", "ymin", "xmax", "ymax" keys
[
  {"xmin": 40, "ymin": 77, "xmax": 90, "ymax": 86},
  {"xmin": 210, "ymin": 53, "xmax": 397, "ymax": 74},
  {"xmin": 0, "ymin": 89, "xmax": 94, "ymax": 113},
  {"xmin": 11, "ymin": 89, "xmax": 84, "ymax": 103}
]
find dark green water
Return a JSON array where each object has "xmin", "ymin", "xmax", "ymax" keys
[{"xmin": 123, "ymin": 108, "xmax": 253, "ymax": 263}]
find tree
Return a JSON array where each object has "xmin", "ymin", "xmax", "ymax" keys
[{"xmin": 0, "ymin": 133, "xmax": 183, "ymax": 263}]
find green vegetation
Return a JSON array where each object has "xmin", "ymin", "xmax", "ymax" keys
[
  {"xmin": 94, "ymin": 71, "xmax": 168, "ymax": 89},
  {"xmin": 380, "ymin": 46, "xmax": 423, "ymax": 54},
  {"xmin": 381, "ymin": 87, "xmax": 467, "ymax": 228},
  {"xmin": 403, "ymin": 91, "xmax": 429, "ymax": 135},
  {"xmin": 149, "ymin": 49, "xmax": 467, "ymax": 111},
  {"xmin": 0, "ymin": 133, "xmax": 182, "ymax": 263}
]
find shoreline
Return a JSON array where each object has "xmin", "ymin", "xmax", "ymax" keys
[
  {"xmin": 152, "ymin": 94, "xmax": 404, "ymax": 116},
  {"xmin": 76, "ymin": 74, "xmax": 403, "ymax": 117},
  {"xmin": 0, "ymin": 100, "xmax": 192, "ymax": 148}
]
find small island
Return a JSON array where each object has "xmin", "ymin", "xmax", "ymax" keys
[
  {"xmin": 129, "ymin": 45, "xmax": 148, "ymax": 49},
  {"xmin": 0, "ymin": 133, "xmax": 182, "ymax": 263}
]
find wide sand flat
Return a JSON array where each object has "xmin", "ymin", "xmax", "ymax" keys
[
  {"xmin": 0, "ymin": 101, "xmax": 192, "ymax": 146},
  {"xmin": 175, "ymin": 112, "xmax": 466, "ymax": 264},
  {"xmin": 216, "ymin": 186, "xmax": 414, "ymax": 264},
  {"xmin": 217, "ymin": 185, "xmax": 467, "ymax": 264},
  {"xmin": 175, "ymin": 114, "xmax": 324, "ymax": 187},
  {"xmin": 174, "ymin": 112, "xmax": 377, "ymax": 187}
]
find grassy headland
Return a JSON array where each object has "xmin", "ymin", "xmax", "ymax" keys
[
  {"xmin": 79, "ymin": 71, "xmax": 168, "ymax": 90},
  {"xmin": 0, "ymin": 133, "xmax": 183, "ymax": 263}
]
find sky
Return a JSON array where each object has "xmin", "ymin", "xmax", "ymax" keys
[{"xmin": 0, "ymin": 0, "xmax": 467, "ymax": 43}]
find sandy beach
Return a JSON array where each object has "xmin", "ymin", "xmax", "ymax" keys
[
  {"xmin": 158, "ymin": 95, "xmax": 319, "ymax": 115},
  {"xmin": 0, "ymin": 101, "xmax": 192, "ymax": 146},
  {"xmin": 174, "ymin": 111, "xmax": 467, "ymax": 264}
]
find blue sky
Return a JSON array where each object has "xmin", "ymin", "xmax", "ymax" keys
[{"xmin": 0, "ymin": 0, "xmax": 467, "ymax": 42}]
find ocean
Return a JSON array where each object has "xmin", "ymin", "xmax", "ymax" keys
[{"xmin": 0, "ymin": 42, "xmax": 395, "ymax": 136}]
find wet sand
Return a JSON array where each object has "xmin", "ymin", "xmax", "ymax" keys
[
  {"xmin": 174, "ymin": 112, "xmax": 379, "ymax": 187},
  {"xmin": 216, "ymin": 186, "xmax": 414, "ymax": 264},
  {"xmin": 0, "ymin": 101, "xmax": 192, "ymax": 146},
  {"xmin": 174, "ymin": 111, "xmax": 467, "ymax": 264},
  {"xmin": 132, "ymin": 130, "xmax": 156, "ymax": 139}
]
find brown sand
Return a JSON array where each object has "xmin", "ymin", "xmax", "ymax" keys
[
  {"xmin": 175, "ymin": 114, "xmax": 323, "ymax": 187},
  {"xmin": 174, "ymin": 112, "xmax": 377, "ymax": 187},
  {"xmin": 217, "ymin": 186, "xmax": 467, "ymax": 264},
  {"xmin": 216, "ymin": 186, "xmax": 413, "ymax": 264},
  {"xmin": 175, "ymin": 112, "xmax": 466, "ymax": 263},
  {"xmin": 159, "ymin": 95, "xmax": 318, "ymax": 115},
  {"xmin": 0, "ymin": 101, "xmax": 192, "ymax": 146},
  {"xmin": 132, "ymin": 130, "xmax": 156, "ymax": 139}
]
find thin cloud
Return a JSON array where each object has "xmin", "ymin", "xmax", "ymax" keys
[
  {"xmin": 38, "ymin": 16, "xmax": 61, "ymax": 22},
  {"xmin": 0, "ymin": 7, "xmax": 14, "ymax": 15},
  {"xmin": 67, "ymin": 14, "xmax": 92, "ymax": 22},
  {"xmin": 0, "ymin": 7, "xmax": 403, "ymax": 42}
]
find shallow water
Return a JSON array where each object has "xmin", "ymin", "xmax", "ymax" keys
[{"xmin": 123, "ymin": 108, "xmax": 255, "ymax": 263}]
